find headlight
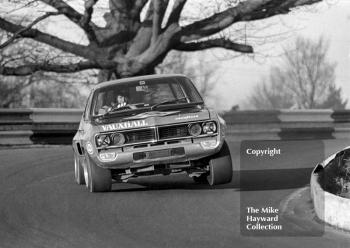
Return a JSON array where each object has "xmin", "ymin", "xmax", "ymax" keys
[
  {"xmin": 96, "ymin": 134, "xmax": 111, "ymax": 147},
  {"xmin": 112, "ymin": 132, "xmax": 125, "ymax": 146},
  {"xmin": 189, "ymin": 123, "xmax": 202, "ymax": 136},
  {"xmin": 202, "ymin": 121, "xmax": 217, "ymax": 134}
]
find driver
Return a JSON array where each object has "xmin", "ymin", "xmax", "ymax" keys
[
  {"xmin": 98, "ymin": 94, "xmax": 128, "ymax": 115},
  {"xmin": 110, "ymin": 93, "xmax": 136, "ymax": 110},
  {"xmin": 112, "ymin": 94, "xmax": 128, "ymax": 108},
  {"xmin": 98, "ymin": 90, "xmax": 137, "ymax": 115}
]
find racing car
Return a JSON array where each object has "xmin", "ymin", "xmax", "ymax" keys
[{"xmin": 72, "ymin": 74, "xmax": 232, "ymax": 192}]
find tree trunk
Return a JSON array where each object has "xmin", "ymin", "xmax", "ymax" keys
[{"xmin": 0, "ymin": 0, "xmax": 322, "ymax": 77}]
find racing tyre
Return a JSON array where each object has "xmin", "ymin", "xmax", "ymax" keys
[
  {"xmin": 207, "ymin": 141, "xmax": 232, "ymax": 186},
  {"xmin": 83, "ymin": 155, "xmax": 112, "ymax": 192},
  {"xmin": 74, "ymin": 154, "xmax": 85, "ymax": 185}
]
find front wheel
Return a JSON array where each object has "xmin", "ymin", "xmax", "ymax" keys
[
  {"xmin": 207, "ymin": 141, "xmax": 232, "ymax": 186},
  {"xmin": 83, "ymin": 155, "xmax": 112, "ymax": 192},
  {"xmin": 74, "ymin": 154, "xmax": 85, "ymax": 185}
]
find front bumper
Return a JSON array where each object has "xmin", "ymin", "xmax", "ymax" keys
[{"xmin": 90, "ymin": 136, "xmax": 222, "ymax": 169}]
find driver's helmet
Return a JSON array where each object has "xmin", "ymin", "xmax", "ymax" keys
[
  {"xmin": 116, "ymin": 94, "xmax": 128, "ymax": 108},
  {"xmin": 112, "ymin": 89, "xmax": 128, "ymax": 108}
]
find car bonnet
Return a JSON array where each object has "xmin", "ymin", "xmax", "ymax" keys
[{"xmin": 96, "ymin": 107, "xmax": 210, "ymax": 133}]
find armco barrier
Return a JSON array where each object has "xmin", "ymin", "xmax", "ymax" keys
[
  {"xmin": 1, "ymin": 109, "xmax": 350, "ymax": 145},
  {"xmin": 31, "ymin": 109, "xmax": 81, "ymax": 144},
  {"xmin": 222, "ymin": 109, "xmax": 350, "ymax": 141},
  {"xmin": 0, "ymin": 108, "xmax": 81, "ymax": 145},
  {"xmin": 310, "ymin": 147, "xmax": 350, "ymax": 231}
]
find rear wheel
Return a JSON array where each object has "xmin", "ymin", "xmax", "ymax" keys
[
  {"xmin": 83, "ymin": 155, "xmax": 112, "ymax": 192},
  {"xmin": 207, "ymin": 141, "xmax": 232, "ymax": 186},
  {"xmin": 74, "ymin": 154, "xmax": 85, "ymax": 185}
]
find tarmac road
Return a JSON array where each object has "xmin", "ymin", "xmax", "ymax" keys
[{"xmin": 1, "ymin": 140, "xmax": 350, "ymax": 248}]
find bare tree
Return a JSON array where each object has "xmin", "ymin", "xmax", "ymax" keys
[
  {"xmin": 0, "ymin": 31, "xmax": 36, "ymax": 107},
  {"xmin": 249, "ymin": 36, "xmax": 347, "ymax": 110},
  {"xmin": 0, "ymin": 28, "xmax": 94, "ymax": 108},
  {"xmin": 157, "ymin": 50, "xmax": 219, "ymax": 106},
  {"xmin": 0, "ymin": 0, "xmax": 322, "ymax": 80},
  {"xmin": 192, "ymin": 57, "xmax": 218, "ymax": 101},
  {"xmin": 156, "ymin": 51, "xmax": 190, "ymax": 76},
  {"xmin": 249, "ymin": 77, "xmax": 294, "ymax": 109},
  {"xmin": 23, "ymin": 79, "xmax": 89, "ymax": 108},
  {"xmin": 317, "ymin": 84, "xmax": 347, "ymax": 110}
]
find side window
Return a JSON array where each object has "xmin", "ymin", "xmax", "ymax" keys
[
  {"xmin": 171, "ymin": 83, "xmax": 186, "ymax": 99},
  {"xmin": 182, "ymin": 80, "xmax": 203, "ymax": 102}
]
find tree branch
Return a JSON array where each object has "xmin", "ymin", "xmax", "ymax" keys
[
  {"xmin": 94, "ymin": 0, "xmax": 149, "ymax": 46},
  {"xmin": 179, "ymin": 0, "xmax": 322, "ymax": 42},
  {"xmin": 80, "ymin": 0, "xmax": 98, "ymax": 42},
  {"xmin": 125, "ymin": 1, "xmax": 158, "ymax": 57},
  {"xmin": 39, "ymin": 0, "xmax": 99, "ymax": 42},
  {"xmin": 175, "ymin": 38, "xmax": 253, "ymax": 53},
  {"xmin": 131, "ymin": 0, "xmax": 150, "ymax": 20},
  {"xmin": 0, "ymin": 12, "xmax": 59, "ymax": 49},
  {"xmin": 151, "ymin": 0, "xmax": 169, "ymax": 43},
  {"xmin": 151, "ymin": 0, "xmax": 161, "ymax": 44},
  {"xmin": 39, "ymin": 0, "xmax": 85, "ymax": 25},
  {"xmin": 0, "ymin": 17, "xmax": 95, "ymax": 59},
  {"xmin": 0, "ymin": 60, "xmax": 104, "ymax": 76},
  {"xmin": 166, "ymin": 0, "xmax": 187, "ymax": 27}
]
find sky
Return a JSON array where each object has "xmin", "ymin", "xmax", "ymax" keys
[
  {"xmin": 211, "ymin": 0, "xmax": 350, "ymax": 110},
  {"xmin": 2, "ymin": 0, "xmax": 350, "ymax": 110}
]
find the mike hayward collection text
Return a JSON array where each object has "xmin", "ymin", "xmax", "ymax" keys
[{"xmin": 245, "ymin": 206, "xmax": 283, "ymax": 231}]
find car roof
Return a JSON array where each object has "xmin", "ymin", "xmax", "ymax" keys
[{"xmin": 93, "ymin": 74, "xmax": 189, "ymax": 90}]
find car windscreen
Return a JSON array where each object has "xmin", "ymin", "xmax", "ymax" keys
[{"xmin": 90, "ymin": 76, "xmax": 203, "ymax": 116}]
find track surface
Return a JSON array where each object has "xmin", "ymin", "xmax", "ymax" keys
[{"xmin": 1, "ymin": 140, "xmax": 350, "ymax": 248}]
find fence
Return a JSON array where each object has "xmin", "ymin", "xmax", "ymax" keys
[{"xmin": 1, "ymin": 109, "xmax": 350, "ymax": 145}]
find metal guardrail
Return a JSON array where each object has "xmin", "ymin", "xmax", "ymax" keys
[
  {"xmin": 1, "ymin": 108, "xmax": 350, "ymax": 145},
  {"xmin": 0, "ymin": 108, "xmax": 81, "ymax": 145},
  {"xmin": 222, "ymin": 109, "xmax": 350, "ymax": 141}
]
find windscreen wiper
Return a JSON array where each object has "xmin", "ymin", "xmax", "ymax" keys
[
  {"xmin": 101, "ymin": 105, "xmax": 132, "ymax": 117},
  {"xmin": 101, "ymin": 106, "xmax": 117, "ymax": 117},
  {"xmin": 150, "ymin": 97, "xmax": 189, "ymax": 110}
]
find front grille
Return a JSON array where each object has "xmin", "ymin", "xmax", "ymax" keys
[
  {"xmin": 123, "ymin": 128, "xmax": 156, "ymax": 144},
  {"xmin": 158, "ymin": 125, "xmax": 189, "ymax": 140},
  {"xmin": 133, "ymin": 147, "xmax": 185, "ymax": 161},
  {"xmin": 100, "ymin": 122, "xmax": 213, "ymax": 149}
]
